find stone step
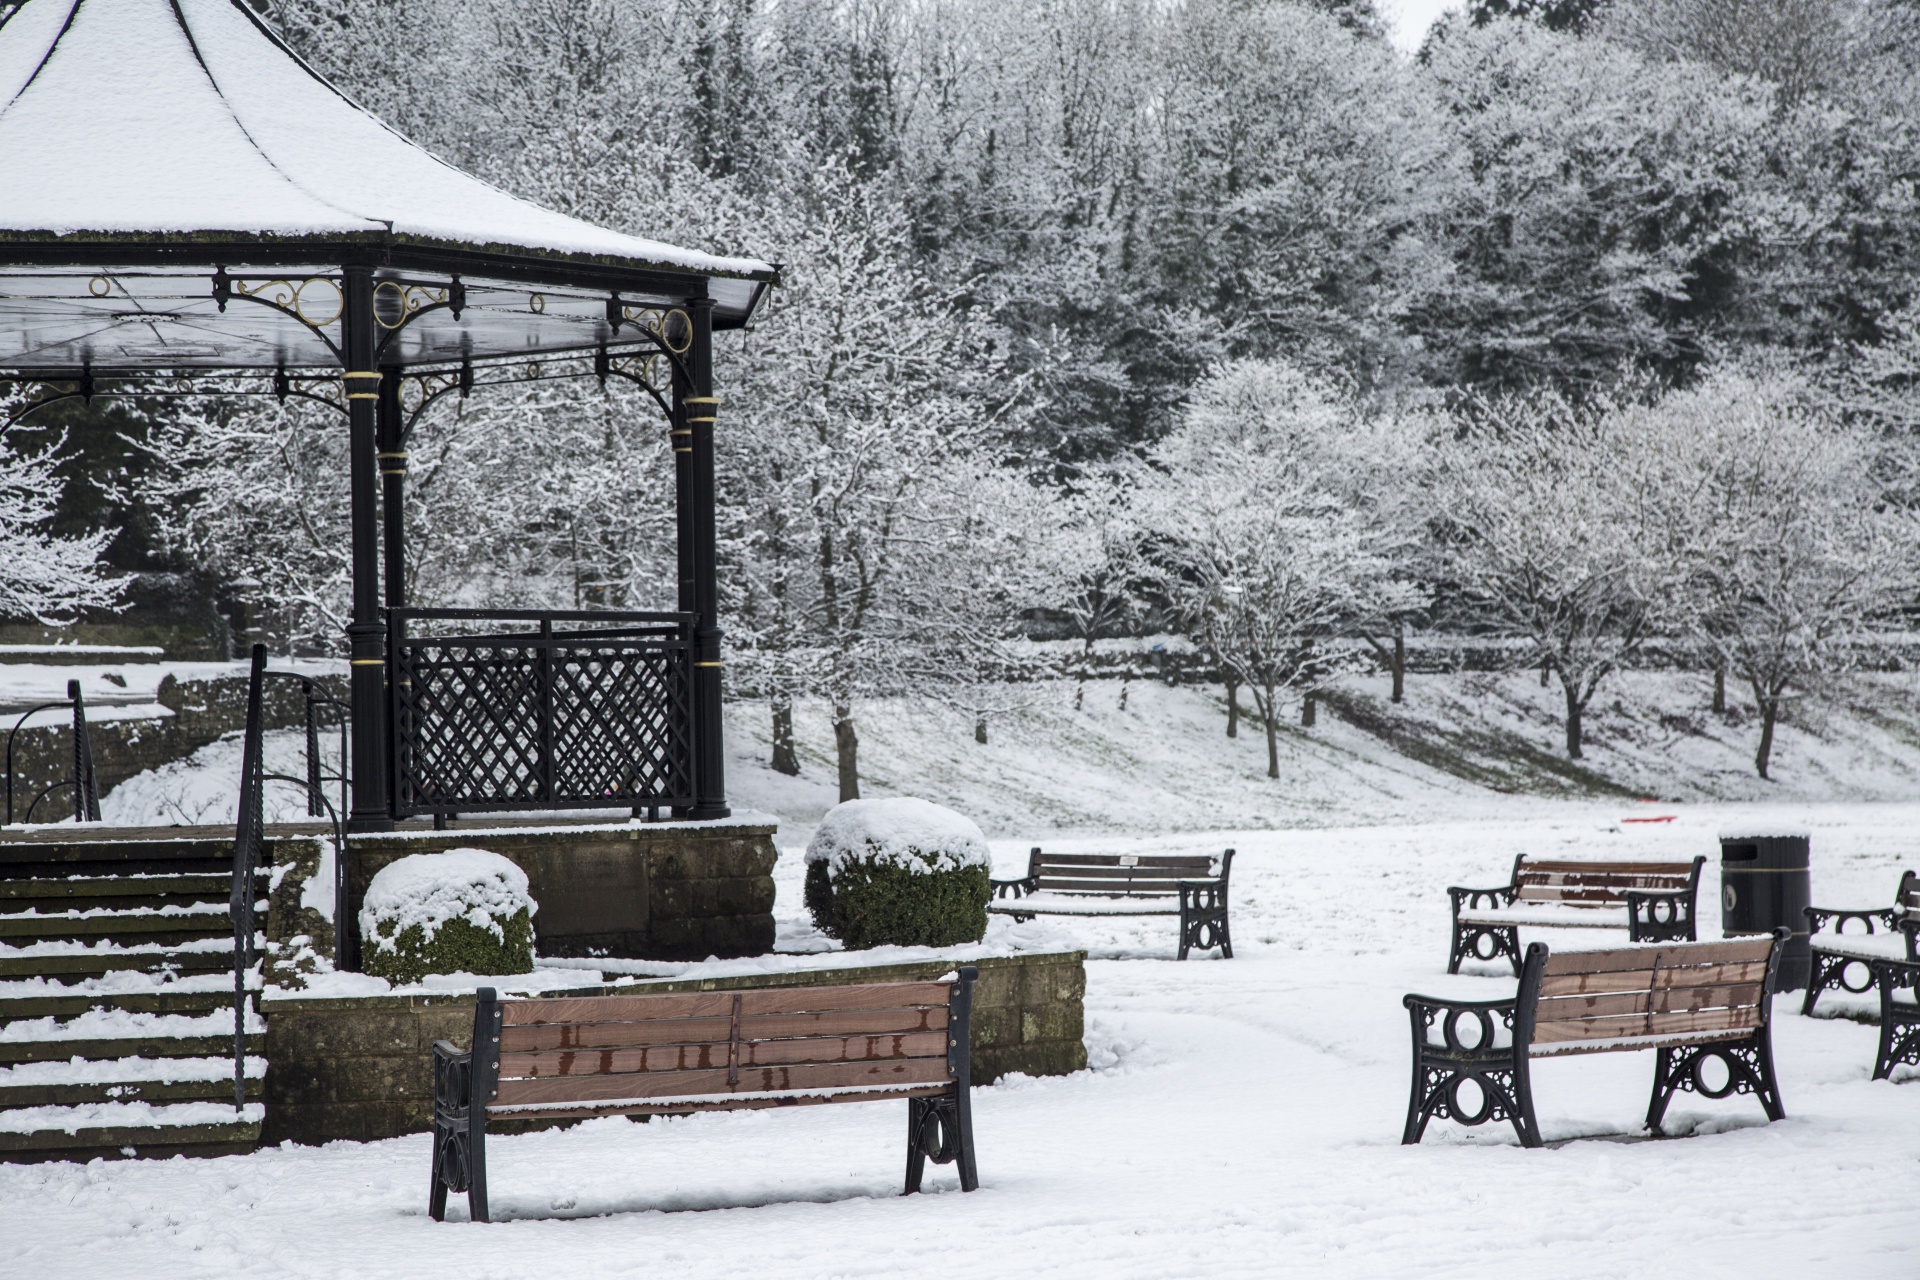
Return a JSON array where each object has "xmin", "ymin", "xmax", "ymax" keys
[
  {"xmin": 0, "ymin": 1034, "xmax": 263, "ymax": 1066},
  {"xmin": 0, "ymin": 948, "xmax": 233, "ymax": 981},
  {"xmin": 0, "ymin": 1074, "xmax": 262, "ymax": 1109},
  {"xmin": 0, "ymin": 909, "xmax": 237, "ymax": 946},
  {"xmin": 0, "ymin": 987, "xmax": 240, "ymax": 1022},
  {"xmin": 0, "ymin": 1115, "xmax": 261, "ymax": 1163},
  {"xmin": 0, "ymin": 873, "xmax": 257, "ymax": 914},
  {"xmin": 0, "ymin": 835, "xmax": 242, "ymax": 880}
]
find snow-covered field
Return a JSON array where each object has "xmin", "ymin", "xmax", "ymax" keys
[{"xmin": 5, "ymin": 803, "xmax": 1918, "ymax": 1278}]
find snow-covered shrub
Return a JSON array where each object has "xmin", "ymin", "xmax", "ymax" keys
[
  {"xmin": 804, "ymin": 798, "xmax": 991, "ymax": 949},
  {"xmin": 358, "ymin": 849, "xmax": 536, "ymax": 983}
]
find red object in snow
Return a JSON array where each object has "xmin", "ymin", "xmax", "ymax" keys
[{"xmin": 1621, "ymin": 815, "xmax": 1676, "ymax": 824}]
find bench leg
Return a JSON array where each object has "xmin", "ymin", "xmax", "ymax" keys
[
  {"xmin": 1402, "ymin": 1008, "xmax": 1539, "ymax": 1148},
  {"xmin": 1449, "ymin": 923, "xmax": 1520, "ymax": 977},
  {"xmin": 904, "ymin": 1091, "xmax": 977, "ymax": 1194},
  {"xmin": 1647, "ymin": 1035, "xmax": 1785, "ymax": 1135},
  {"xmin": 1874, "ymin": 967, "xmax": 1920, "ymax": 1081},
  {"xmin": 1803, "ymin": 948, "xmax": 1878, "ymax": 1018},
  {"xmin": 1177, "ymin": 905, "xmax": 1231, "ymax": 961}
]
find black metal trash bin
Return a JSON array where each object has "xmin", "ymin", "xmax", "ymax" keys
[{"xmin": 1720, "ymin": 829, "xmax": 1811, "ymax": 991}]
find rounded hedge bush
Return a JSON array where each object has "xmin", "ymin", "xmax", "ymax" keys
[
  {"xmin": 358, "ymin": 848, "xmax": 537, "ymax": 984},
  {"xmin": 804, "ymin": 797, "xmax": 990, "ymax": 949}
]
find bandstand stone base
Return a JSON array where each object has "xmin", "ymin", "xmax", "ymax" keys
[
  {"xmin": 343, "ymin": 816, "xmax": 778, "ymax": 962},
  {"xmin": 260, "ymin": 950, "xmax": 1088, "ymax": 1146}
]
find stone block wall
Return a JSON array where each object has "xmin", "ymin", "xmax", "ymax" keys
[
  {"xmin": 260, "ymin": 949, "xmax": 1088, "ymax": 1146},
  {"xmin": 343, "ymin": 820, "xmax": 778, "ymax": 962}
]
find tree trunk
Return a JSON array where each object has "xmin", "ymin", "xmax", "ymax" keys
[
  {"xmin": 769, "ymin": 695, "xmax": 799, "ymax": 776},
  {"xmin": 1712, "ymin": 663, "xmax": 1726, "ymax": 714},
  {"xmin": 832, "ymin": 701, "xmax": 860, "ymax": 802},
  {"xmin": 1118, "ymin": 677, "xmax": 1129, "ymax": 711},
  {"xmin": 1300, "ymin": 692, "xmax": 1316, "ymax": 727},
  {"xmin": 1073, "ymin": 677, "xmax": 1084, "ymax": 712},
  {"xmin": 974, "ymin": 713, "xmax": 988, "ymax": 745},
  {"xmin": 1261, "ymin": 685, "xmax": 1280, "ymax": 778},
  {"xmin": 1563, "ymin": 682, "xmax": 1583, "ymax": 759},
  {"xmin": 1755, "ymin": 696, "xmax": 1779, "ymax": 779},
  {"xmin": 1391, "ymin": 623, "xmax": 1405, "ymax": 704},
  {"xmin": 1226, "ymin": 679, "xmax": 1239, "ymax": 738},
  {"xmin": 1540, "ymin": 656, "xmax": 1551, "ymax": 688}
]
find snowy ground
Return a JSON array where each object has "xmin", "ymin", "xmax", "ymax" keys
[{"xmin": 5, "ymin": 802, "xmax": 1918, "ymax": 1278}]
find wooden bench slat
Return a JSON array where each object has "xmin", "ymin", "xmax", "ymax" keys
[
  {"xmin": 490, "ymin": 1055, "xmax": 954, "ymax": 1109},
  {"xmin": 1530, "ymin": 1005, "xmax": 1761, "ymax": 1045},
  {"xmin": 735, "ymin": 982, "xmax": 955, "ymax": 1017},
  {"xmin": 1034, "ymin": 854, "xmax": 1213, "ymax": 868},
  {"xmin": 1541, "ymin": 939, "xmax": 1774, "ymax": 976},
  {"xmin": 488, "ymin": 1085, "xmax": 956, "ymax": 1122},
  {"xmin": 501, "ymin": 992, "xmax": 734, "ymax": 1026},
  {"xmin": 500, "ymin": 982, "xmax": 954, "ymax": 1029},
  {"xmin": 498, "ymin": 1031, "xmax": 949, "ymax": 1080},
  {"xmin": 500, "ymin": 1005, "xmax": 949, "ymax": 1053},
  {"xmin": 1537, "ymin": 960, "xmax": 1770, "ymax": 998},
  {"xmin": 1518, "ymin": 860, "xmax": 1698, "ymax": 875},
  {"xmin": 1535, "ymin": 983, "xmax": 1764, "ymax": 1023},
  {"xmin": 1036, "ymin": 880, "xmax": 1178, "ymax": 896}
]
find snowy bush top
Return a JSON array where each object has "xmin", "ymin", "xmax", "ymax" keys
[
  {"xmin": 805, "ymin": 798, "xmax": 991, "ymax": 874},
  {"xmin": 358, "ymin": 848, "xmax": 536, "ymax": 944},
  {"xmin": 1717, "ymin": 824, "xmax": 1811, "ymax": 841}
]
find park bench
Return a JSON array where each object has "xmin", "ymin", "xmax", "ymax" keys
[
  {"xmin": 1403, "ymin": 931, "xmax": 1789, "ymax": 1147},
  {"xmin": 1801, "ymin": 871, "xmax": 1920, "ymax": 1016},
  {"xmin": 1869, "ymin": 956, "xmax": 1920, "ymax": 1081},
  {"xmin": 1447, "ymin": 854, "xmax": 1705, "ymax": 974},
  {"xmin": 428, "ymin": 969, "xmax": 979, "ymax": 1223},
  {"xmin": 988, "ymin": 847, "xmax": 1233, "ymax": 959}
]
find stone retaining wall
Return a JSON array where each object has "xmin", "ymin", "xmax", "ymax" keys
[{"xmin": 260, "ymin": 950, "xmax": 1087, "ymax": 1146}]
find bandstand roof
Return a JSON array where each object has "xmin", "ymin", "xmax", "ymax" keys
[{"xmin": 0, "ymin": 0, "xmax": 778, "ymax": 373}]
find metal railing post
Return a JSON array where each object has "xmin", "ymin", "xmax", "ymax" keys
[
  {"xmin": 66, "ymin": 680, "xmax": 99, "ymax": 822},
  {"xmin": 231, "ymin": 644, "xmax": 267, "ymax": 1113}
]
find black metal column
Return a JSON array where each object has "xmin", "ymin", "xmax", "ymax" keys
[
  {"xmin": 342, "ymin": 265, "xmax": 393, "ymax": 831},
  {"xmin": 681, "ymin": 296, "xmax": 728, "ymax": 819},
  {"xmin": 377, "ymin": 367, "xmax": 407, "ymax": 611}
]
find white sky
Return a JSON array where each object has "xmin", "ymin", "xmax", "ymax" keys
[{"xmin": 1376, "ymin": 0, "xmax": 1464, "ymax": 53}]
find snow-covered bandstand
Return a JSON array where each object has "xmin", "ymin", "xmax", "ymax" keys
[{"xmin": 0, "ymin": 0, "xmax": 778, "ymax": 830}]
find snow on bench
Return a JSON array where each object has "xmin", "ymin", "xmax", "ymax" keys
[
  {"xmin": 1403, "ymin": 932, "xmax": 1790, "ymax": 1147},
  {"xmin": 1446, "ymin": 854, "xmax": 1705, "ymax": 974},
  {"xmin": 987, "ymin": 847, "xmax": 1233, "ymax": 960},
  {"xmin": 1802, "ymin": 870, "xmax": 1920, "ymax": 1016}
]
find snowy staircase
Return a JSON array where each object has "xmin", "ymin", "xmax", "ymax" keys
[{"xmin": 0, "ymin": 834, "xmax": 266, "ymax": 1162}]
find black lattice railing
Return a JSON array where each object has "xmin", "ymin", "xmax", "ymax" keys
[{"xmin": 389, "ymin": 609, "xmax": 696, "ymax": 818}]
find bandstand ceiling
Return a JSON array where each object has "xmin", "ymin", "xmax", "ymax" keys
[{"xmin": 0, "ymin": 0, "xmax": 778, "ymax": 373}]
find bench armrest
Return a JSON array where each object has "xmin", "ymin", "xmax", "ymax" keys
[
  {"xmin": 1626, "ymin": 889, "xmax": 1697, "ymax": 943},
  {"xmin": 990, "ymin": 876, "xmax": 1037, "ymax": 900},
  {"xmin": 1402, "ymin": 991, "xmax": 1522, "ymax": 1056},
  {"xmin": 1805, "ymin": 906, "xmax": 1897, "ymax": 935},
  {"xmin": 1447, "ymin": 884, "xmax": 1517, "ymax": 915}
]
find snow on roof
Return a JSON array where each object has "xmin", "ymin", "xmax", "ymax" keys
[{"xmin": 0, "ymin": 0, "xmax": 774, "ymax": 280}]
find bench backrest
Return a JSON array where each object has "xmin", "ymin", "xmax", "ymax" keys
[
  {"xmin": 469, "ymin": 973, "xmax": 973, "ymax": 1119},
  {"xmin": 1517, "ymin": 932, "xmax": 1783, "ymax": 1055},
  {"xmin": 1025, "ymin": 847, "xmax": 1232, "ymax": 898},
  {"xmin": 1511, "ymin": 855, "xmax": 1704, "ymax": 908},
  {"xmin": 1896, "ymin": 871, "xmax": 1920, "ymax": 924}
]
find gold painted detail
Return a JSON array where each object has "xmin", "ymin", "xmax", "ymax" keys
[
  {"xmin": 621, "ymin": 305, "xmax": 693, "ymax": 355},
  {"xmin": 87, "ymin": 275, "xmax": 111, "ymax": 298},
  {"xmin": 238, "ymin": 276, "xmax": 343, "ymax": 327},
  {"xmin": 373, "ymin": 279, "xmax": 449, "ymax": 330},
  {"xmin": 349, "ymin": 658, "xmax": 386, "ymax": 667},
  {"xmin": 694, "ymin": 661, "xmax": 724, "ymax": 668}
]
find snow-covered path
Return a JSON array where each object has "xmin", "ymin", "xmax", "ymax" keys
[{"xmin": 6, "ymin": 802, "xmax": 1917, "ymax": 1278}]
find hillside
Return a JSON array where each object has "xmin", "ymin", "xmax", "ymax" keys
[{"xmin": 723, "ymin": 670, "xmax": 1920, "ymax": 837}]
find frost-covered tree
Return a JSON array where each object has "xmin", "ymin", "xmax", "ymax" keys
[
  {"xmin": 1669, "ymin": 369, "xmax": 1919, "ymax": 777},
  {"xmin": 1434, "ymin": 384, "xmax": 1687, "ymax": 759},
  {"xmin": 719, "ymin": 158, "xmax": 1025, "ymax": 800},
  {"xmin": 1141, "ymin": 361, "xmax": 1427, "ymax": 776},
  {"xmin": 0, "ymin": 399, "xmax": 121, "ymax": 625}
]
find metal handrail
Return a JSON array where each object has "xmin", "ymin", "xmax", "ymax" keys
[
  {"xmin": 231, "ymin": 646, "xmax": 267, "ymax": 1113},
  {"xmin": 4, "ymin": 679, "xmax": 100, "ymax": 825}
]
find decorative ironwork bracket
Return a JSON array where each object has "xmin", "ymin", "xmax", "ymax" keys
[
  {"xmin": 372, "ymin": 276, "xmax": 466, "ymax": 360},
  {"xmin": 213, "ymin": 267, "xmax": 345, "ymax": 361},
  {"xmin": 399, "ymin": 360, "xmax": 474, "ymax": 442},
  {"xmin": 3, "ymin": 369, "xmax": 94, "ymax": 427}
]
